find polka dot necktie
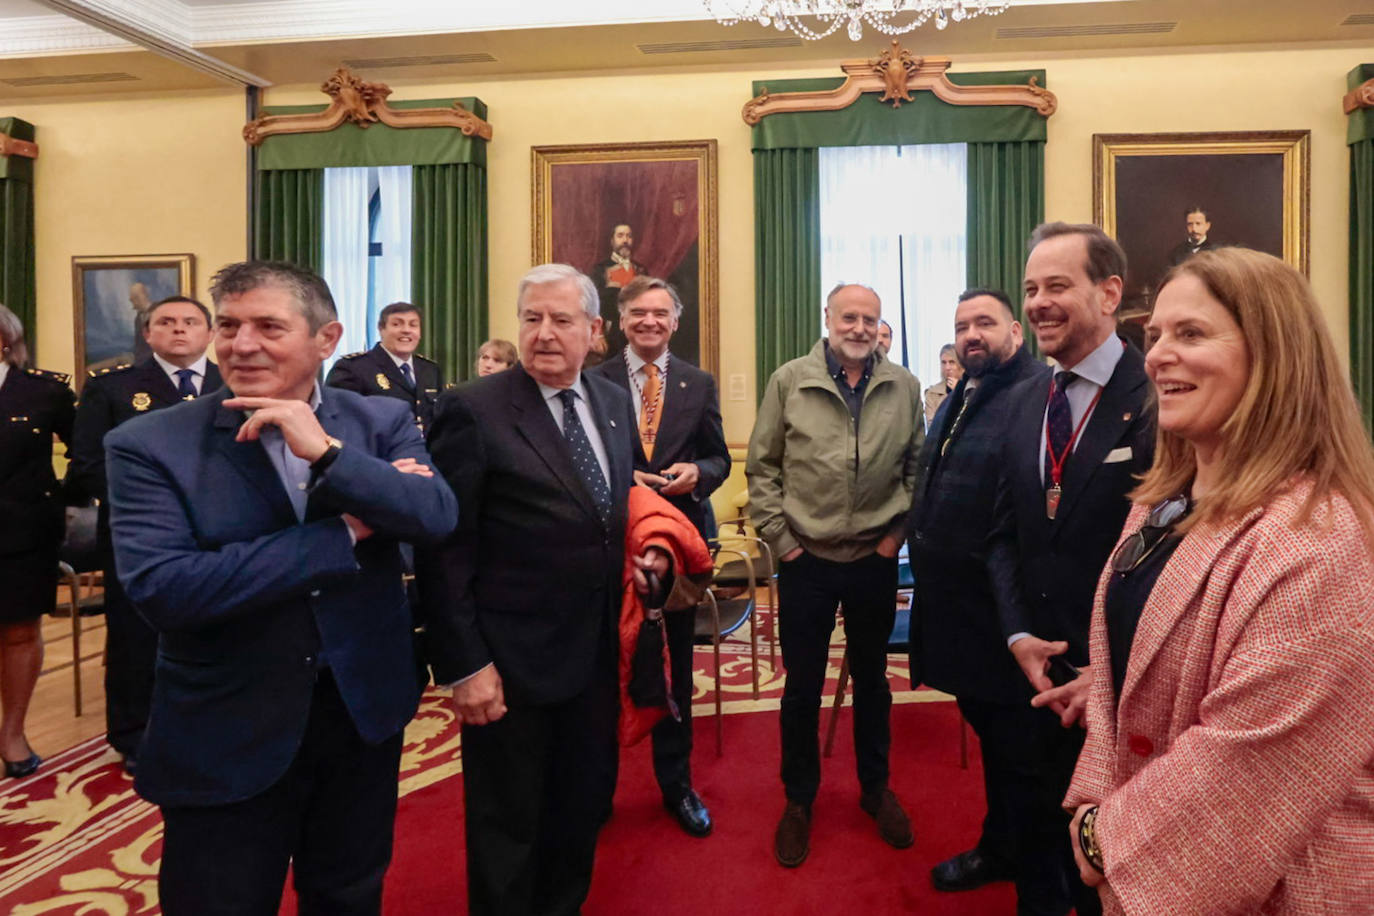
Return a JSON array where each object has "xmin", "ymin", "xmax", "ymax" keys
[
  {"xmin": 175, "ymin": 368, "xmax": 198, "ymax": 399},
  {"xmin": 557, "ymin": 388, "xmax": 612, "ymax": 528},
  {"xmin": 1044, "ymin": 370, "xmax": 1077, "ymax": 483}
]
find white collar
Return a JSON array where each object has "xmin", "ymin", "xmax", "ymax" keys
[
  {"xmin": 537, "ymin": 375, "xmax": 588, "ymax": 405},
  {"xmin": 381, "ymin": 346, "xmax": 412, "ymax": 370},
  {"xmin": 152, "ymin": 351, "xmax": 209, "ymax": 379},
  {"xmin": 624, "ymin": 347, "xmax": 669, "ymax": 376},
  {"xmin": 1058, "ymin": 332, "xmax": 1125, "ymax": 388}
]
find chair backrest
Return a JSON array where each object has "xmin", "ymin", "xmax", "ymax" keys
[{"xmin": 59, "ymin": 505, "xmax": 101, "ymax": 573}]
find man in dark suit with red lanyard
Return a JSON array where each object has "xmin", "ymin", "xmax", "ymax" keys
[
  {"xmin": 983, "ymin": 223, "xmax": 1155, "ymax": 916},
  {"xmin": 589, "ymin": 274, "xmax": 730, "ymax": 838},
  {"xmin": 69, "ymin": 295, "xmax": 223, "ymax": 772},
  {"xmin": 423, "ymin": 263, "xmax": 668, "ymax": 916}
]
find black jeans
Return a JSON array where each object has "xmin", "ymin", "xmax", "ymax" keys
[
  {"xmin": 777, "ymin": 549, "xmax": 897, "ymax": 806},
  {"xmin": 158, "ymin": 671, "xmax": 403, "ymax": 916}
]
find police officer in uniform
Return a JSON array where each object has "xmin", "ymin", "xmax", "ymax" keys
[
  {"xmin": 325, "ymin": 301, "xmax": 443, "ymax": 432},
  {"xmin": 0, "ymin": 304, "xmax": 75, "ymax": 778},
  {"xmin": 68, "ymin": 295, "xmax": 222, "ymax": 771}
]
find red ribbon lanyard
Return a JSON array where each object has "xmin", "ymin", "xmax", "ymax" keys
[{"xmin": 1044, "ymin": 383, "xmax": 1103, "ymax": 487}]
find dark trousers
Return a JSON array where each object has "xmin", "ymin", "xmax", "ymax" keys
[
  {"xmin": 102, "ymin": 569, "xmax": 157, "ymax": 758},
  {"xmin": 650, "ymin": 605, "xmax": 696, "ymax": 803},
  {"xmin": 158, "ymin": 671, "xmax": 403, "ymax": 916},
  {"xmin": 461, "ymin": 647, "xmax": 619, "ymax": 916},
  {"xmin": 777, "ymin": 550, "xmax": 897, "ymax": 806},
  {"xmin": 957, "ymin": 695, "xmax": 1097, "ymax": 916}
]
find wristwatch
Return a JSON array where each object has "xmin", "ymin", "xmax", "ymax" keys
[
  {"xmin": 1078, "ymin": 805, "xmax": 1105, "ymax": 873},
  {"xmin": 310, "ymin": 436, "xmax": 344, "ymax": 474}
]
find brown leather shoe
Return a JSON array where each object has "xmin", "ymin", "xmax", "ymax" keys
[
  {"xmin": 774, "ymin": 801, "xmax": 811, "ymax": 867},
  {"xmin": 860, "ymin": 788, "xmax": 914, "ymax": 849}
]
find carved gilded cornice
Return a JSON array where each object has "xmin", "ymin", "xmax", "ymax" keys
[
  {"xmin": 0, "ymin": 130, "xmax": 38, "ymax": 159},
  {"xmin": 1344, "ymin": 77, "xmax": 1374, "ymax": 115},
  {"xmin": 243, "ymin": 67, "xmax": 492, "ymax": 146},
  {"xmin": 743, "ymin": 39, "xmax": 1056, "ymax": 126}
]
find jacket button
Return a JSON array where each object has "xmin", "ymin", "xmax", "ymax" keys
[
  {"xmin": 1128, "ymin": 734, "xmax": 1154, "ymax": 757},
  {"xmin": 304, "ymin": 655, "xmax": 315, "ymax": 666},
  {"xmin": 310, "ymin": 589, "xmax": 320, "ymax": 597}
]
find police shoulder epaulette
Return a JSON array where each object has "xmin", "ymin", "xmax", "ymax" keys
[
  {"xmin": 27, "ymin": 367, "xmax": 71, "ymax": 384},
  {"xmin": 340, "ymin": 351, "xmax": 366, "ymax": 360},
  {"xmin": 88, "ymin": 362, "xmax": 133, "ymax": 378},
  {"xmin": 414, "ymin": 352, "xmax": 437, "ymax": 364}
]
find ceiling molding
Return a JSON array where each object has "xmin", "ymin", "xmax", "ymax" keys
[
  {"xmin": 0, "ymin": 13, "xmax": 134, "ymax": 58},
  {"xmin": 29, "ymin": 0, "xmax": 270, "ymax": 85}
]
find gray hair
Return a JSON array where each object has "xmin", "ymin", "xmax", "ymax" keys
[
  {"xmin": 209, "ymin": 260, "xmax": 338, "ymax": 333},
  {"xmin": 0, "ymin": 303, "xmax": 28, "ymax": 367},
  {"xmin": 617, "ymin": 275, "xmax": 684, "ymax": 318},
  {"xmin": 517, "ymin": 264, "xmax": 599, "ymax": 322},
  {"xmin": 826, "ymin": 282, "xmax": 882, "ymax": 310}
]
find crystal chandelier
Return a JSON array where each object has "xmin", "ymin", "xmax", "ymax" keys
[{"xmin": 706, "ymin": 0, "xmax": 1009, "ymax": 41}]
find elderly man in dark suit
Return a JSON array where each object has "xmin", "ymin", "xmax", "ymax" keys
[
  {"xmin": 325, "ymin": 301, "xmax": 444, "ymax": 433},
  {"xmin": 69, "ymin": 295, "xmax": 222, "ymax": 772},
  {"xmin": 423, "ymin": 263, "xmax": 667, "ymax": 916},
  {"xmin": 104, "ymin": 260, "xmax": 457, "ymax": 915},
  {"xmin": 910, "ymin": 287, "xmax": 1047, "ymax": 898},
  {"xmin": 589, "ymin": 274, "xmax": 729, "ymax": 838},
  {"xmin": 983, "ymin": 222, "xmax": 1154, "ymax": 916}
]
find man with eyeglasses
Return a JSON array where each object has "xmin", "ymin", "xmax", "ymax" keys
[{"xmin": 983, "ymin": 222, "xmax": 1156, "ymax": 916}]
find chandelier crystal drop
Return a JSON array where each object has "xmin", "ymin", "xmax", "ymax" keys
[{"xmin": 707, "ymin": 0, "xmax": 1009, "ymax": 41}]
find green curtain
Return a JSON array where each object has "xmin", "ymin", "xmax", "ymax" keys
[
  {"xmin": 1349, "ymin": 65, "xmax": 1374, "ymax": 437},
  {"xmin": 754, "ymin": 149, "xmax": 821, "ymax": 399},
  {"xmin": 1351, "ymin": 138, "xmax": 1373, "ymax": 436},
  {"xmin": 253, "ymin": 168, "xmax": 323, "ymax": 272},
  {"xmin": 967, "ymin": 140, "xmax": 1045, "ymax": 351},
  {"xmin": 412, "ymin": 163, "xmax": 487, "ymax": 384},
  {"xmin": 0, "ymin": 117, "xmax": 36, "ymax": 355},
  {"xmin": 258, "ymin": 98, "xmax": 487, "ymax": 170}
]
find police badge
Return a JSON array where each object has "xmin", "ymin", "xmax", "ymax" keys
[
  {"xmin": 376, "ymin": 373, "xmax": 391, "ymax": 390},
  {"xmin": 132, "ymin": 392, "xmax": 152, "ymax": 411}
]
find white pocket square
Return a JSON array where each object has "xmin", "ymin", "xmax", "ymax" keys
[{"xmin": 1104, "ymin": 446, "xmax": 1133, "ymax": 464}]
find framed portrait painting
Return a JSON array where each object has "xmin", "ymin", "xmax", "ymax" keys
[
  {"xmin": 72, "ymin": 254, "xmax": 195, "ymax": 384},
  {"xmin": 532, "ymin": 140, "xmax": 719, "ymax": 375},
  {"xmin": 1093, "ymin": 130, "xmax": 1310, "ymax": 318}
]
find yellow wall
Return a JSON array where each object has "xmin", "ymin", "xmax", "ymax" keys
[
  {"xmin": 8, "ymin": 88, "xmax": 247, "ymax": 382},
  {"xmin": 14, "ymin": 44, "xmax": 1358, "ymax": 441}
]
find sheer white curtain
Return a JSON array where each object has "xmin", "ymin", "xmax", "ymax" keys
[
  {"xmin": 818, "ymin": 143, "xmax": 967, "ymax": 390},
  {"xmin": 321, "ymin": 167, "xmax": 371, "ymax": 377},
  {"xmin": 372, "ymin": 165, "xmax": 413, "ymax": 329}
]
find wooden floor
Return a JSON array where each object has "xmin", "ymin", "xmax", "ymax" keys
[{"xmin": 25, "ymin": 585, "xmax": 110, "ymax": 758}]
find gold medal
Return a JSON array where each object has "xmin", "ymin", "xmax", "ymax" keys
[
  {"xmin": 132, "ymin": 392, "xmax": 151, "ymax": 411},
  {"xmin": 1046, "ymin": 484, "xmax": 1061, "ymax": 520},
  {"xmin": 375, "ymin": 373, "xmax": 391, "ymax": 390}
]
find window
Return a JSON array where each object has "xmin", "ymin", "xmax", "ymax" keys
[{"xmin": 818, "ymin": 144, "xmax": 966, "ymax": 391}]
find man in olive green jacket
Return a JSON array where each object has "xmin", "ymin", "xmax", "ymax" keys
[{"xmin": 747, "ymin": 283, "xmax": 924, "ymax": 869}]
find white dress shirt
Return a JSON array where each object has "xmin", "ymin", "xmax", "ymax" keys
[
  {"xmin": 537, "ymin": 376, "xmax": 611, "ymax": 487},
  {"xmin": 623, "ymin": 347, "xmax": 669, "ymax": 420},
  {"xmin": 152, "ymin": 352, "xmax": 210, "ymax": 395}
]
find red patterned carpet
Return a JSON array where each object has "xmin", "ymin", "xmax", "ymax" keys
[{"xmin": 1, "ymin": 628, "xmax": 1013, "ymax": 914}]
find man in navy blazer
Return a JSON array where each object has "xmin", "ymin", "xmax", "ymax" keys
[
  {"xmin": 981, "ymin": 224, "xmax": 1155, "ymax": 916},
  {"xmin": 105, "ymin": 260, "xmax": 457, "ymax": 916},
  {"xmin": 424, "ymin": 264, "xmax": 666, "ymax": 916},
  {"xmin": 588, "ymin": 274, "xmax": 729, "ymax": 838}
]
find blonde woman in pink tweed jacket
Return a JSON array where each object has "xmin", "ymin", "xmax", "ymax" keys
[{"xmin": 1056, "ymin": 247, "xmax": 1374, "ymax": 914}]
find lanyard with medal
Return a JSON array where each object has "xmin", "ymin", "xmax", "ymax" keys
[{"xmin": 1043, "ymin": 383, "xmax": 1102, "ymax": 519}]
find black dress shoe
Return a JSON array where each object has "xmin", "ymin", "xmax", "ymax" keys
[
  {"xmin": 930, "ymin": 848, "xmax": 1015, "ymax": 892},
  {"xmin": 665, "ymin": 788, "xmax": 713, "ymax": 838},
  {"xmin": 3, "ymin": 752, "xmax": 41, "ymax": 779}
]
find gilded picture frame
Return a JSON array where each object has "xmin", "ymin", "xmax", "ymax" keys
[
  {"xmin": 1093, "ymin": 130, "xmax": 1310, "ymax": 318},
  {"xmin": 532, "ymin": 140, "xmax": 720, "ymax": 376},
  {"xmin": 72, "ymin": 253, "xmax": 195, "ymax": 386}
]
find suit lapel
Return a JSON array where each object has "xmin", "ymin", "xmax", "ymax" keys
[
  {"xmin": 1116, "ymin": 511, "xmax": 1251, "ymax": 707},
  {"xmin": 510, "ymin": 367, "xmax": 602, "ymax": 524},
  {"xmin": 136, "ymin": 360, "xmax": 183, "ymax": 408},
  {"xmin": 210, "ymin": 391, "xmax": 297, "ymax": 525},
  {"xmin": 652, "ymin": 359, "xmax": 692, "ymax": 470},
  {"xmin": 1053, "ymin": 345, "xmax": 1148, "ymax": 529},
  {"xmin": 203, "ymin": 361, "xmax": 224, "ymax": 394},
  {"xmin": 370, "ymin": 345, "xmax": 412, "ymax": 393}
]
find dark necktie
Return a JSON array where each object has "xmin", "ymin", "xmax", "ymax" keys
[
  {"xmin": 399, "ymin": 363, "xmax": 415, "ymax": 390},
  {"xmin": 175, "ymin": 368, "xmax": 198, "ymax": 399},
  {"xmin": 1044, "ymin": 370, "xmax": 1077, "ymax": 483},
  {"xmin": 557, "ymin": 389, "xmax": 612, "ymax": 528}
]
